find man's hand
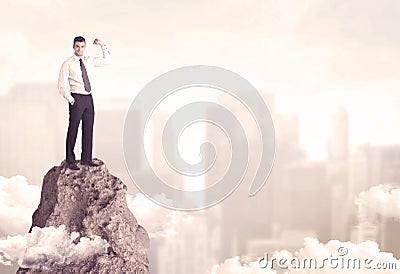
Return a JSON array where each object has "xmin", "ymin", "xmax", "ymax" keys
[
  {"xmin": 93, "ymin": 38, "xmax": 105, "ymax": 46},
  {"xmin": 69, "ymin": 97, "xmax": 75, "ymax": 105}
]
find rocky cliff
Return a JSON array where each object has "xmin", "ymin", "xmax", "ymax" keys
[{"xmin": 16, "ymin": 158, "xmax": 150, "ymax": 274}]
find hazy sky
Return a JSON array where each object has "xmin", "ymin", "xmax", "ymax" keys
[
  {"xmin": 2, "ymin": 0, "xmax": 400, "ymax": 160},
  {"xmin": 2, "ymin": 2, "xmax": 400, "ymax": 271}
]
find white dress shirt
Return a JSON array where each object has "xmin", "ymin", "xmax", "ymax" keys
[{"xmin": 58, "ymin": 44, "xmax": 111, "ymax": 102}]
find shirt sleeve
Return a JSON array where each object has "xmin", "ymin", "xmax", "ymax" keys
[
  {"xmin": 58, "ymin": 61, "xmax": 74, "ymax": 102},
  {"xmin": 93, "ymin": 44, "xmax": 112, "ymax": 67}
]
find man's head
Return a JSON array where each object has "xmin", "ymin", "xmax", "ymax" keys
[{"xmin": 73, "ymin": 36, "xmax": 86, "ymax": 57}]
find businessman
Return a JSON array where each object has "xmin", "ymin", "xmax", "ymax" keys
[{"xmin": 58, "ymin": 36, "xmax": 111, "ymax": 170}]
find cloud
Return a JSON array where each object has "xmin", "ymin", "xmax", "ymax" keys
[
  {"xmin": 0, "ymin": 175, "xmax": 40, "ymax": 235},
  {"xmin": 0, "ymin": 174, "xmax": 193, "ymax": 243},
  {"xmin": 0, "ymin": 225, "xmax": 108, "ymax": 268},
  {"xmin": 126, "ymin": 193, "xmax": 194, "ymax": 239},
  {"xmin": 291, "ymin": 238, "xmax": 399, "ymax": 273},
  {"xmin": 356, "ymin": 184, "xmax": 400, "ymax": 220},
  {"xmin": 211, "ymin": 238, "xmax": 400, "ymax": 273}
]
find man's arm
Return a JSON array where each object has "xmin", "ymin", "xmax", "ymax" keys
[
  {"xmin": 58, "ymin": 62, "xmax": 75, "ymax": 104},
  {"xmin": 93, "ymin": 38, "xmax": 112, "ymax": 67}
]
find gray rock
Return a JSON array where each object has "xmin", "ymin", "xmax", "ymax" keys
[{"xmin": 16, "ymin": 158, "xmax": 150, "ymax": 274}]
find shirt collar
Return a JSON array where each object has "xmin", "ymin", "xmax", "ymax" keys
[{"xmin": 73, "ymin": 54, "xmax": 86, "ymax": 61}]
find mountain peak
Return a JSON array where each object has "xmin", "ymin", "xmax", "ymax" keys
[{"xmin": 17, "ymin": 158, "xmax": 150, "ymax": 274}]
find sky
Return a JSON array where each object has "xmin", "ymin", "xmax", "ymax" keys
[
  {"xmin": 1, "ymin": 1, "xmax": 400, "ymax": 271},
  {"xmin": 2, "ymin": 0, "xmax": 399, "ymax": 95},
  {"xmin": 2, "ymin": 0, "xmax": 400, "ymax": 160}
]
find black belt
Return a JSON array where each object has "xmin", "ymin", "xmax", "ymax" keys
[{"xmin": 71, "ymin": 92, "xmax": 91, "ymax": 96}]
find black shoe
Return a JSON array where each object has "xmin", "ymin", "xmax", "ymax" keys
[
  {"xmin": 67, "ymin": 163, "xmax": 80, "ymax": 170},
  {"xmin": 81, "ymin": 161, "xmax": 99, "ymax": 167}
]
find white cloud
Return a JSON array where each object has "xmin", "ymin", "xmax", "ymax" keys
[
  {"xmin": 0, "ymin": 175, "xmax": 40, "ymax": 235},
  {"xmin": 0, "ymin": 174, "xmax": 193, "ymax": 244},
  {"xmin": 356, "ymin": 184, "xmax": 400, "ymax": 220},
  {"xmin": 291, "ymin": 238, "xmax": 399, "ymax": 273},
  {"xmin": 126, "ymin": 193, "xmax": 194, "ymax": 239},
  {"xmin": 0, "ymin": 225, "xmax": 108, "ymax": 268},
  {"xmin": 211, "ymin": 238, "xmax": 400, "ymax": 274}
]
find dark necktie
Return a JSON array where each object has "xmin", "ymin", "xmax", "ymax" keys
[{"xmin": 79, "ymin": 58, "xmax": 91, "ymax": 92}]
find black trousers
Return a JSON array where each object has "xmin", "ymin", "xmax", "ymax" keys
[{"xmin": 66, "ymin": 93, "xmax": 95, "ymax": 164}]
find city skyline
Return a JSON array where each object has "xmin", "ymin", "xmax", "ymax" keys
[
  {"xmin": 1, "ymin": 0, "xmax": 400, "ymax": 273},
  {"xmin": 4, "ymin": 81, "xmax": 400, "ymax": 163},
  {"xmin": 1, "ymin": 83, "xmax": 400, "ymax": 273}
]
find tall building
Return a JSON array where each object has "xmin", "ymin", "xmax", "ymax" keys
[
  {"xmin": 150, "ymin": 111, "xmax": 185, "ymax": 190},
  {"xmin": 350, "ymin": 145, "xmax": 400, "ymax": 198},
  {"xmin": 327, "ymin": 106, "xmax": 351, "ymax": 241},
  {"xmin": 154, "ymin": 215, "xmax": 217, "ymax": 274},
  {"xmin": 273, "ymin": 114, "xmax": 306, "ymax": 165},
  {"xmin": 148, "ymin": 108, "xmax": 217, "ymax": 274},
  {"xmin": 95, "ymin": 98, "xmax": 134, "ymax": 186},
  {"xmin": 380, "ymin": 217, "xmax": 400, "ymax": 258},
  {"xmin": 328, "ymin": 106, "xmax": 349, "ymax": 163},
  {"xmin": 352, "ymin": 196, "xmax": 400, "ymax": 258},
  {"xmin": 209, "ymin": 92, "xmax": 331, "ymax": 262},
  {"xmin": 0, "ymin": 84, "xmax": 65, "ymax": 184},
  {"xmin": 351, "ymin": 200, "xmax": 379, "ymax": 244},
  {"xmin": 350, "ymin": 148, "xmax": 400, "ymax": 257}
]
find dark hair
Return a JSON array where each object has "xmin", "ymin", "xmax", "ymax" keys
[{"xmin": 73, "ymin": 36, "xmax": 86, "ymax": 46}]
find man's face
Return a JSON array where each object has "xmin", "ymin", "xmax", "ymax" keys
[{"xmin": 73, "ymin": 41, "xmax": 86, "ymax": 57}]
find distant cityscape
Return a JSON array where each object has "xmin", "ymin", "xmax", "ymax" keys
[{"xmin": 0, "ymin": 83, "xmax": 399, "ymax": 274}]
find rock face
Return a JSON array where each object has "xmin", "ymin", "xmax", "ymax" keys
[{"xmin": 17, "ymin": 158, "xmax": 150, "ymax": 274}]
